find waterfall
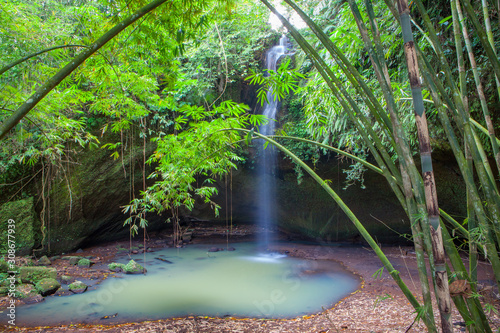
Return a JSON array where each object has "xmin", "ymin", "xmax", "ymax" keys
[{"xmin": 256, "ymin": 35, "xmax": 289, "ymax": 249}]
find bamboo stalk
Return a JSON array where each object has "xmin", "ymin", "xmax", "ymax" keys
[
  {"xmin": 456, "ymin": 0, "xmax": 500, "ymax": 176},
  {"xmin": 416, "ymin": 47, "xmax": 500, "ymax": 289},
  {"xmin": 396, "ymin": 1, "xmax": 453, "ymax": 331},
  {"xmin": 481, "ymin": 0, "xmax": 500, "ymax": 102}
]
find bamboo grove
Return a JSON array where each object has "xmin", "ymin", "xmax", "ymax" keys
[
  {"xmin": 255, "ymin": 0, "xmax": 499, "ymax": 332},
  {"xmin": 0, "ymin": 0, "xmax": 499, "ymax": 332}
]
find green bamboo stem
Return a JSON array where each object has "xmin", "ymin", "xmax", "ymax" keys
[
  {"xmin": 460, "ymin": 0, "xmax": 500, "ymax": 81},
  {"xmin": 354, "ymin": 3, "xmax": 436, "ymax": 327},
  {"xmin": 470, "ymin": 118, "xmax": 500, "ymax": 146},
  {"xmin": 456, "ymin": 0, "xmax": 500, "ymax": 176},
  {"xmin": 417, "ymin": 52, "xmax": 500, "ymax": 289},
  {"xmin": 402, "ymin": 167, "xmax": 437, "ymax": 330},
  {"xmin": 452, "ymin": 0, "xmax": 478, "ymax": 285},
  {"xmin": 481, "ymin": 0, "xmax": 500, "ymax": 102},
  {"xmin": 413, "ymin": 0, "xmax": 500, "ymax": 223},
  {"xmin": 0, "ymin": 45, "xmax": 88, "ymax": 77},
  {"xmin": 0, "ymin": 0, "xmax": 172, "ymax": 140}
]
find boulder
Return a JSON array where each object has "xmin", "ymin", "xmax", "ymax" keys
[
  {"xmin": 23, "ymin": 294, "xmax": 44, "ymax": 304},
  {"xmin": 35, "ymin": 278, "xmax": 61, "ymax": 296},
  {"xmin": 60, "ymin": 275, "xmax": 73, "ymax": 284},
  {"xmin": 77, "ymin": 258, "xmax": 91, "ymax": 268},
  {"xmin": 123, "ymin": 260, "xmax": 146, "ymax": 274},
  {"xmin": 108, "ymin": 263, "xmax": 126, "ymax": 272},
  {"xmin": 69, "ymin": 256, "xmax": 82, "ymax": 266},
  {"xmin": 68, "ymin": 280, "xmax": 88, "ymax": 294},
  {"xmin": 208, "ymin": 247, "xmax": 220, "ymax": 252},
  {"xmin": 20, "ymin": 267, "xmax": 57, "ymax": 284},
  {"xmin": 14, "ymin": 283, "xmax": 38, "ymax": 299},
  {"xmin": 37, "ymin": 255, "xmax": 51, "ymax": 266}
]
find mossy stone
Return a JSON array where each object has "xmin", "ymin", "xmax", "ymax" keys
[
  {"xmin": 124, "ymin": 260, "xmax": 146, "ymax": 274},
  {"xmin": 20, "ymin": 266, "xmax": 57, "ymax": 284},
  {"xmin": 14, "ymin": 283, "xmax": 38, "ymax": 299},
  {"xmin": 67, "ymin": 256, "xmax": 82, "ymax": 266},
  {"xmin": 77, "ymin": 258, "xmax": 91, "ymax": 268},
  {"xmin": 35, "ymin": 278, "xmax": 60, "ymax": 296},
  {"xmin": 60, "ymin": 275, "xmax": 72, "ymax": 284},
  {"xmin": 68, "ymin": 280, "xmax": 88, "ymax": 294},
  {"xmin": 0, "ymin": 287, "xmax": 8, "ymax": 296},
  {"xmin": 108, "ymin": 262, "xmax": 126, "ymax": 272},
  {"xmin": 37, "ymin": 255, "xmax": 51, "ymax": 266}
]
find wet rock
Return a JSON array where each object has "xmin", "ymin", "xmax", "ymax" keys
[
  {"xmin": 108, "ymin": 263, "xmax": 126, "ymax": 272},
  {"xmin": 62, "ymin": 256, "xmax": 82, "ymax": 266},
  {"xmin": 77, "ymin": 258, "xmax": 91, "ymax": 268},
  {"xmin": 35, "ymin": 278, "xmax": 61, "ymax": 296},
  {"xmin": 50, "ymin": 255, "xmax": 61, "ymax": 261},
  {"xmin": 20, "ymin": 266, "xmax": 57, "ymax": 284},
  {"xmin": 68, "ymin": 280, "xmax": 88, "ymax": 294},
  {"xmin": 37, "ymin": 255, "xmax": 51, "ymax": 266},
  {"xmin": 76, "ymin": 248, "xmax": 84, "ymax": 253},
  {"xmin": 15, "ymin": 284, "xmax": 38, "ymax": 299},
  {"xmin": 23, "ymin": 294, "xmax": 44, "ymax": 304},
  {"xmin": 60, "ymin": 275, "xmax": 72, "ymax": 284},
  {"xmin": 124, "ymin": 260, "xmax": 146, "ymax": 274},
  {"xmin": 208, "ymin": 247, "xmax": 220, "ymax": 252},
  {"xmin": 131, "ymin": 250, "xmax": 139, "ymax": 254},
  {"xmin": 227, "ymin": 247, "xmax": 236, "ymax": 251}
]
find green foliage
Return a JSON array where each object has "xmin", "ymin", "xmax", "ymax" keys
[
  {"xmin": 122, "ymin": 101, "xmax": 263, "ymax": 235},
  {"xmin": 247, "ymin": 58, "xmax": 305, "ymax": 105}
]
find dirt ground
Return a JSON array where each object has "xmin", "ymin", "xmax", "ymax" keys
[{"xmin": 1, "ymin": 224, "xmax": 499, "ymax": 333}]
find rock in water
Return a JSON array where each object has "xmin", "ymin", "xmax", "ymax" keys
[
  {"xmin": 124, "ymin": 260, "xmax": 146, "ymax": 274},
  {"xmin": 208, "ymin": 247, "xmax": 219, "ymax": 252},
  {"xmin": 108, "ymin": 263, "xmax": 126, "ymax": 272},
  {"xmin": 35, "ymin": 278, "xmax": 61, "ymax": 296},
  {"xmin": 68, "ymin": 280, "xmax": 88, "ymax": 294}
]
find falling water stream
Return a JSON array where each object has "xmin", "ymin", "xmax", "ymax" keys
[{"xmin": 256, "ymin": 35, "xmax": 290, "ymax": 248}]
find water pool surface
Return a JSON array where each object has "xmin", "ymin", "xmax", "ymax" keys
[{"xmin": 3, "ymin": 242, "xmax": 360, "ymax": 326}]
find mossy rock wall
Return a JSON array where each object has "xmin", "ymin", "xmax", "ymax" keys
[
  {"xmin": 190, "ymin": 151, "xmax": 466, "ymax": 244},
  {"xmin": 35, "ymin": 140, "xmax": 166, "ymax": 254},
  {"xmin": 0, "ymin": 197, "xmax": 38, "ymax": 255}
]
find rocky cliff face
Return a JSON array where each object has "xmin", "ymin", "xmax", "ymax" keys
[{"xmin": 0, "ymin": 138, "xmax": 466, "ymax": 255}]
